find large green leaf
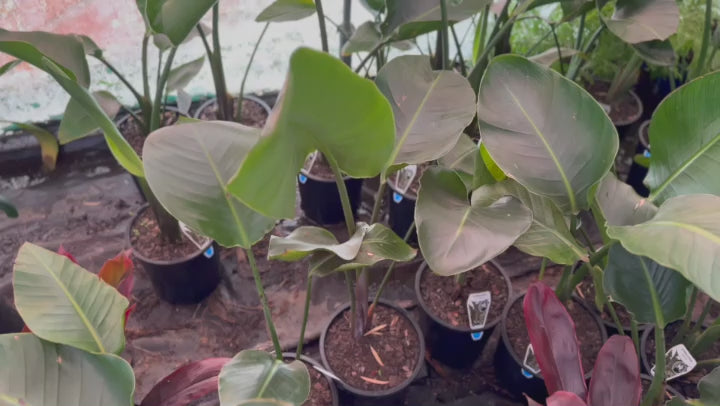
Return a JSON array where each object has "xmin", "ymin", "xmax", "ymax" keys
[
  {"xmin": 0, "ymin": 59, "xmax": 20, "ymax": 76},
  {"xmin": 603, "ymin": 245, "xmax": 690, "ymax": 326},
  {"xmin": 382, "ymin": 0, "xmax": 492, "ymax": 39},
  {"xmin": 256, "ymin": 0, "xmax": 316, "ymax": 23},
  {"xmin": 477, "ymin": 55, "xmax": 618, "ymax": 214},
  {"xmin": 645, "ymin": 70, "xmax": 720, "ymax": 204},
  {"xmin": 668, "ymin": 366, "xmax": 720, "ymax": 406},
  {"xmin": 0, "ymin": 334, "xmax": 135, "ymax": 406},
  {"xmin": 13, "ymin": 243, "xmax": 129, "ymax": 354},
  {"xmin": 0, "ymin": 121, "xmax": 58, "ymax": 172},
  {"xmin": 166, "ymin": 56, "xmax": 205, "ymax": 92},
  {"xmin": 0, "ymin": 29, "xmax": 90, "ymax": 87},
  {"xmin": 307, "ymin": 223, "xmax": 417, "ymax": 276},
  {"xmin": 139, "ymin": 0, "xmax": 217, "ymax": 46},
  {"xmin": 438, "ymin": 133, "xmax": 477, "ymax": 189},
  {"xmin": 475, "ymin": 179, "xmax": 588, "ymax": 265},
  {"xmin": 228, "ymin": 48, "xmax": 395, "ymax": 219},
  {"xmin": 58, "ymin": 91, "xmax": 123, "ymax": 143},
  {"xmin": 342, "ymin": 21, "xmax": 381, "ymax": 56},
  {"xmin": 143, "ymin": 121, "xmax": 275, "ymax": 248},
  {"xmin": 602, "ymin": 0, "xmax": 679, "ymax": 44},
  {"xmin": 592, "ymin": 172, "xmax": 657, "ymax": 227},
  {"xmin": 415, "ymin": 168, "xmax": 532, "ymax": 276},
  {"xmin": 528, "ymin": 47, "xmax": 579, "ymax": 66},
  {"xmin": 375, "ymin": 55, "xmax": 476, "ymax": 172},
  {"xmin": 632, "ymin": 39, "xmax": 676, "ymax": 67},
  {"xmin": 218, "ymin": 350, "xmax": 309, "ymax": 406},
  {"xmin": 268, "ymin": 226, "xmax": 366, "ymax": 262},
  {"xmin": 607, "ymin": 194, "xmax": 720, "ymax": 302},
  {"xmin": 0, "ymin": 195, "xmax": 17, "ymax": 218}
]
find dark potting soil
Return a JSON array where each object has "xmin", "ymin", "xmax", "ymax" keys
[
  {"xmin": 117, "ymin": 111, "xmax": 180, "ymax": 156},
  {"xmin": 641, "ymin": 378, "xmax": 676, "ymax": 402},
  {"xmin": 305, "ymin": 363, "xmax": 334, "ymax": 406},
  {"xmin": 587, "ymin": 82, "xmax": 640, "ymax": 125},
  {"xmin": 577, "ymin": 279, "xmax": 636, "ymax": 329},
  {"xmin": 420, "ymin": 263, "xmax": 508, "ymax": 329},
  {"xmin": 198, "ymin": 98, "xmax": 268, "ymax": 128},
  {"xmin": 305, "ymin": 153, "xmax": 336, "ymax": 181},
  {"xmin": 129, "ymin": 208, "xmax": 201, "ymax": 261},
  {"xmin": 644, "ymin": 322, "xmax": 720, "ymax": 398},
  {"xmin": 325, "ymin": 304, "xmax": 420, "ymax": 391},
  {"xmin": 506, "ymin": 297, "xmax": 604, "ymax": 374}
]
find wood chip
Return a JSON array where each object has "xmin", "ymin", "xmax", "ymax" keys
[
  {"xmin": 390, "ymin": 315, "xmax": 399, "ymax": 327},
  {"xmin": 370, "ymin": 345, "xmax": 384, "ymax": 367},
  {"xmin": 360, "ymin": 376, "xmax": 389, "ymax": 385},
  {"xmin": 363, "ymin": 323, "xmax": 387, "ymax": 337},
  {"xmin": 575, "ymin": 285, "xmax": 585, "ymax": 299}
]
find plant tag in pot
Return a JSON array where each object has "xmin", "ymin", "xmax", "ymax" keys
[
  {"xmin": 523, "ymin": 344, "xmax": 541, "ymax": 376},
  {"xmin": 393, "ymin": 165, "xmax": 417, "ymax": 195},
  {"xmin": 467, "ymin": 291, "xmax": 491, "ymax": 330},
  {"xmin": 179, "ymin": 221, "xmax": 211, "ymax": 250},
  {"xmin": 302, "ymin": 151, "xmax": 319, "ymax": 173},
  {"xmin": 650, "ymin": 344, "xmax": 697, "ymax": 381}
]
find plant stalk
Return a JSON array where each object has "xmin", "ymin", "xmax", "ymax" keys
[
  {"xmin": 344, "ymin": 271, "xmax": 356, "ymax": 337},
  {"xmin": 690, "ymin": 0, "xmax": 713, "ymax": 79},
  {"xmin": 150, "ymin": 47, "xmax": 176, "ymax": 132},
  {"xmin": 688, "ymin": 298, "xmax": 714, "ymax": 336},
  {"xmin": 136, "ymin": 177, "xmax": 182, "ymax": 242},
  {"xmin": 473, "ymin": 4, "xmax": 490, "ymax": 63},
  {"xmin": 141, "ymin": 35, "xmax": 151, "ymax": 105},
  {"xmin": 211, "ymin": 4, "xmax": 232, "ymax": 120},
  {"xmin": 325, "ymin": 153, "xmax": 356, "ymax": 236},
  {"xmin": 340, "ymin": 0, "xmax": 352, "ymax": 66},
  {"xmin": 607, "ymin": 52, "xmax": 642, "ymax": 103},
  {"xmin": 296, "ymin": 274, "xmax": 313, "ymax": 358},
  {"xmin": 550, "ymin": 24, "xmax": 565, "ymax": 75},
  {"xmin": 538, "ymin": 257, "xmax": 547, "ymax": 281},
  {"xmin": 246, "ymin": 246, "xmax": 283, "ymax": 359},
  {"xmin": 567, "ymin": 25, "xmax": 604, "ymax": 81},
  {"xmin": 606, "ymin": 301, "xmax": 626, "ymax": 336},
  {"xmin": 355, "ymin": 40, "xmax": 388, "ymax": 73},
  {"xmin": 235, "ymin": 22, "xmax": 270, "ymax": 123},
  {"xmin": 315, "ymin": 0, "xmax": 329, "ymax": 53},
  {"xmin": 640, "ymin": 258, "xmax": 666, "ymax": 406},
  {"xmin": 370, "ymin": 181, "xmax": 387, "ymax": 224},
  {"xmin": 450, "ymin": 25, "xmax": 467, "ymax": 76},
  {"xmin": 96, "ymin": 56, "xmax": 146, "ymax": 113},
  {"xmin": 565, "ymin": 11, "xmax": 586, "ymax": 78},
  {"xmin": 672, "ymin": 287, "xmax": 698, "ymax": 346},
  {"xmin": 440, "ymin": 0, "xmax": 450, "ymax": 70},
  {"xmin": 631, "ymin": 317, "xmax": 641, "ymax": 361}
]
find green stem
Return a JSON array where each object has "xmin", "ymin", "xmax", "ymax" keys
[
  {"xmin": 315, "ymin": 0, "xmax": 329, "ymax": 53},
  {"xmin": 355, "ymin": 40, "xmax": 388, "ymax": 73},
  {"xmin": 631, "ymin": 317, "xmax": 641, "ymax": 360},
  {"xmin": 345, "ymin": 271, "xmax": 356, "ymax": 337},
  {"xmin": 474, "ymin": 4, "xmax": 490, "ymax": 63},
  {"xmin": 525, "ymin": 30, "xmax": 554, "ymax": 56},
  {"xmin": 211, "ymin": 4, "xmax": 231, "ymax": 120},
  {"xmin": 672, "ymin": 287, "xmax": 698, "ymax": 346},
  {"xmin": 369, "ymin": 221, "xmax": 416, "ymax": 316},
  {"xmin": 550, "ymin": 24, "xmax": 565, "ymax": 75},
  {"xmin": 707, "ymin": 47, "xmax": 718, "ymax": 73},
  {"xmin": 567, "ymin": 25, "xmax": 604, "ymax": 81},
  {"xmin": 141, "ymin": 35, "xmax": 151, "ymax": 103},
  {"xmin": 565, "ymin": 262, "xmax": 591, "ymax": 300},
  {"xmin": 578, "ymin": 226, "xmax": 596, "ymax": 252},
  {"xmin": 467, "ymin": 0, "xmax": 517, "ymax": 89},
  {"xmin": 565, "ymin": 12, "xmax": 586, "ymax": 78},
  {"xmin": 606, "ymin": 301, "xmax": 626, "ymax": 336},
  {"xmin": 556, "ymin": 265, "xmax": 574, "ymax": 303},
  {"xmin": 639, "ymin": 258, "xmax": 666, "ymax": 406},
  {"xmin": 688, "ymin": 299, "xmax": 713, "ymax": 336},
  {"xmin": 440, "ymin": 0, "xmax": 449, "ymax": 70},
  {"xmin": 690, "ymin": 0, "xmax": 713, "ymax": 79},
  {"xmin": 450, "ymin": 25, "xmax": 467, "ymax": 76},
  {"xmin": 588, "ymin": 241, "xmax": 614, "ymax": 267},
  {"xmin": 340, "ymin": 0, "xmax": 352, "ymax": 66},
  {"xmin": 235, "ymin": 22, "xmax": 270, "ymax": 123},
  {"xmin": 696, "ymin": 358, "xmax": 720, "ymax": 369},
  {"xmin": 608, "ymin": 52, "xmax": 642, "ymax": 102},
  {"xmin": 246, "ymin": 246, "xmax": 283, "ymax": 360},
  {"xmin": 538, "ymin": 257, "xmax": 547, "ymax": 281},
  {"xmin": 370, "ymin": 181, "xmax": 386, "ymax": 224},
  {"xmin": 96, "ymin": 56, "xmax": 145, "ymax": 112},
  {"xmin": 150, "ymin": 47, "xmax": 176, "ymax": 132},
  {"xmin": 324, "ymin": 153, "xmax": 356, "ymax": 236},
  {"xmin": 136, "ymin": 177, "xmax": 182, "ymax": 242},
  {"xmin": 296, "ymin": 274, "xmax": 313, "ymax": 358}
]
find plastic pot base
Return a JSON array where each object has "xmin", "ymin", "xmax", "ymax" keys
[{"xmin": 298, "ymin": 172, "xmax": 363, "ymax": 225}]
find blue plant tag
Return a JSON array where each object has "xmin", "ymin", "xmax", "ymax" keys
[
  {"xmin": 644, "ymin": 150, "xmax": 651, "ymax": 158},
  {"xmin": 393, "ymin": 191, "xmax": 403, "ymax": 203},
  {"xmin": 470, "ymin": 331, "xmax": 484, "ymax": 341},
  {"xmin": 298, "ymin": 173, "xmax": 308, "ymax": 184},
  {"xmin": 521, "ymin": 368, "xmax": 534, "ymax": 379},
  {"xmin": 203, "ymin": 245, "xmax": 214, "ymax": 259}
]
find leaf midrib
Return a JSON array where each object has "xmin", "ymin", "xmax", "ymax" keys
[
  {"xmin": 31, "ymin": 249, "xmax": 106, "ymax": 353},
  {"xmin": 643, "ymin": 221, "xmax": 720, "ymax": 245}
]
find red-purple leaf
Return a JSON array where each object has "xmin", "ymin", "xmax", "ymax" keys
[
  {"xmin": 587, "ymin": 335, "xmax": 641, "ymax": 406},
  {"xmin": 523, "ymin": 282, "xmax": 587, "ymax": 398},
  {"xmin": 547, "ymin": 391, "xmax": 588, "ymax": 406},
  {"xmin": 98, "ymin": 250, "xmax": 134, "ymax": 298},
  {"xmin": 141, "ymin": 358, "xmax": 231, "ymax": 406},
  {"xmin": 57, "ymin": 245, "xmax": 78, "ymax": 264}
]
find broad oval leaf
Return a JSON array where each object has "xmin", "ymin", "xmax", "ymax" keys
[
  {"xmin": 228, "ymin": 48, "xmax": 395, "ymax": 219},
  {"xmin": 477, "ymin": 55, "xmax": 618, "ymax": 213},
  {"xmin": 382, "ymin": 0, "xmax": 492, "ymax": 39},
  {"xmin": 438, "ymin": 133, "xmax": 477, "ymax": 189},
  {"xmin": 140, "ymin": 0, "xmax": 217, "ymax": 46},
  {"xmin": 632, "ymin": 39, "xmax": 676, "ymax": 67},
  {"xmin": 342, "ymin": 21, "xmax": 381, "ymax": 56},
  {"xmin": 141, "ymin": 358, "xmax": 231, "ymax": 406},
  {"xmin": 376, "ymin": 55, "xmax": 476, "ymax": 171},
  {"xmin": 475, "ymin": 179, "xmax": 588, "ymax": 265},
  {"xmin": 256, "ymin": 0, "xmax": 316, "ymax": 23},
  {"xmin": 415, "ymin": 167, "xmax": 532, "ymax": 276},
  {"xmin": 167, "ymin": 56, "xmax": 205, "ymax": 92},
  {"xmin": 587, "ymin": 335, "xmax": 641, "ymax": 406},
  {"xmin": 59, "ymin": 91, "xmax": 122, "ymax": 143},
  {"xmin": 308, "ymin": 223, "xmax": 416, "ymax": 276},
  {"xmin": 0, "ymin": 29, "xmax": 90, "ymax": 87},
  {"xmin": 13, "ymin": 243, "xmax": 129, "ymax": 354},
  {"xmin": 0, "ymin": 334, "xmax": 135, "ymax": 406},
  {"xmin": 524, "ymin": 282, "xmax": 587, "ymax": 398},
  {"xmin": 607, "ymin": 194, "xmax": 720, "ymax": 302},
  {"xmin": 603, "ymin": 245, "xmax": 690, "ymax": 326},
  {"xmin": 268, "ymin": 225, "xmax": 366, "ymax": 262},
  {"xmin": 646, "ymin": 70, "xmax": 720, "ymax": 204},
  {"xmin": 143, "ymin": 121, "xmax": 276, "ymax": 248},
  {"xmin": 602, "ymin": 0, "xmax": 679, "ymax": 44},
  {"xmin": 218, "ymin": 350, "xmax": 310, "ymax": 406},
  {"xmin": 591, "ymin": 172, "xmax": 657, "ymax": 228}
]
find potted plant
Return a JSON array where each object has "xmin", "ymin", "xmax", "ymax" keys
[{"xmin": 0, "ymin": 25, "xmax": 221, "ymax": 304}]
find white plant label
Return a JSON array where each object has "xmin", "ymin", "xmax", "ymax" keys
[
  {"xmin": 467, "ymin": 291, "xmax": 492, "ymax": 330},
  {"xmin": 523, "ymin": 344, "xmax": 541, "ymax": 375},
  {"xmin": 393, "ymin": 164, "xmax": 417, "ymax": 194},
  {"xmin": 650, "ymin": 344, "xmax": 697, "ymax": 381},
  {"xmin": 179, "ymin": 221, "xmax": 211, "ymax": 250}
]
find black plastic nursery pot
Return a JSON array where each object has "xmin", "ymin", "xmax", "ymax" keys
[
  {"xmin": 494, "ymin": 294, "xmax": 607, "ymax": 403},
  {"xmin": 626, "ymin": 119, "xmax": 651, "ymax": 197},
  {"xmin": 387, "ymin": 180, "xmax": 417, "ymax": 243},
  {"xmin": 127, "ymin": 205, "xmax": 221, "ymax": 304},
  {"xmin": 319, "ymin": 300, "xmax": 425, "ymax": 403},
  {"xmin": 298, "ymin": 170, "xmax": 363, "ymax": 225},
  {"xmin": 282, "ymin": 353, "xmax": 339, "ymax": 406},
  {"xmin": 0, "ymin": 285, "xmax": 23, "ymax": 334},
  {"xmin": 193, "ymin": 94, "xmax": 273, "ymax": 121},
  {"xmin": 415, "ymin": 261, "xmax": 511, "ymax": 369}
]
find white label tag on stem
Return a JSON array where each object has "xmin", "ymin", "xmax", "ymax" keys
[
  {"xmin": 393, "ymin": 165, "xmax": 417, "ymax": 195},
  {"xmin": 302, "ymin": 151, "xmax": 319, "ymax": 173},
  {"xmin": 650, "ymin": 344, "xmax": 697, "ymax": 381},
  {"xmin": 523, "ymin": 344, "xmax": 541, "ymax": 376},
  {"xmin": 179, "ymin": 221, "xmax": 211, "ymax": 250},
  {"xmin": 467, "ymin": 291, "xmax": 492, "ymax": 330}
]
